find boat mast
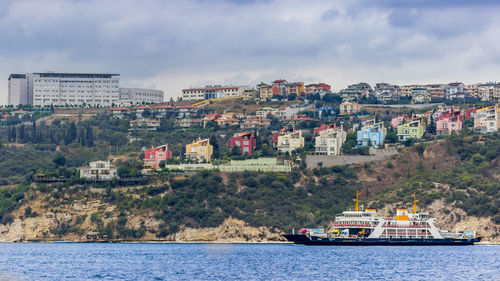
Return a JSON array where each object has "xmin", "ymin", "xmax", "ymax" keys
[
  {"xmin": 355, "ymin": 190, "xmax": 360, "ymax": 212},
  {"xmin": 413, "ymin": 192, "xmax": 418, "ymax": 214}
]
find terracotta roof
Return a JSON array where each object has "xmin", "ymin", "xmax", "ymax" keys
[
  {"xmin": 110, "ymin": 107, "xmax": 129, "ymax": 111},
  {"xmin": 135, "ymin": 105, "xmax": 152, "ymax": 110},
  {"xmin": 155, "ymin": 105, "xmax": 174, "ymax": 109}
]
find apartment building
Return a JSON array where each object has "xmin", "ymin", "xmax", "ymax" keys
[
  {"xmin": 8, "ymin": 74, "xmax": 31, "ymax": 105},
  {"xmin": 257, "ymin": 83, "xmax": 273, "ymax": 100},
  {"xmin": 119, "ymin": 88, "xmax": 164, "ymax": 105},
  {"xmin": 288, "ymin": 82, "xmax": 305, "ymax": 96},
  {"xmin": 182, "ymin": 85, "xmax": 250, "ymax": 101},
  {"xmin": 31, "ymin": 72, "xmax": 120, "ymax": 107}
]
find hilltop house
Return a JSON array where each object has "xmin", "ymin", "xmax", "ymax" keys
[
  {"xmin": 185, "ymin": 138, "xmax": 213, "ymax": 163},
  {"xmin": 397, "ymin": 118, "xmax": 426, "ymax": 141},
  {"xmin": 356, "ymin": 121, "xmax": 386, "ymax": 147},
  {"xmin": 473, "ymin": 104, "xmax": 500, "ymax": 133},
  {"xmin": 176, "ymin": 118, "xmax": 202, "ymax": 129},
  {"xmin": 109, "ymin": 107, "xmax": 129, "ymax": 119},
  {"xmin": 276, "ymin": 106, "xmax": 299, "ymax": 120},
  {"xmin": 305, "ymin": 83, "xmax": 331, "ymax": 96},
  {"xmin": 445, "ymin": 82, "xmax": 466, "ymax": 100},
  {"xmin": 314, "ymin": 125, "xmax": 346, "ymax": 156},
  {"xmin": 10, "ymin": 109, "xmax": 33, "ymax": 119},
  {"xmin": 256, "ymin": 107, "xmax": 278, "ymax": 118},
  {"xmin": 79, "ymin": 161, "xmax": 118, "ymax": 180},
  {"xmin": 314, "ymin": 123, "xmax": 338, "ymax": 135},
  {"xmin": 391, "ymin": 114, "xmax": 410, "ymax": 128},
  {"xmin": 339, "ymin": 101, "xmax": 361, "ymax": 115},
  {"xmin": 230, "ymin": 132, "xmax": 256, "ymax": 155},
  {"xmin": 143, "ymin": 144, "xmax": 173, "ymax": 169},
  {"xmin": 240, "ymin": 116, "xmax": 271, "ymax": 129},
  {"xmin": 129, "ymin": 118, "xmax": 160, "ymax": 131},
  {"xmin": 436, "ymin": 111, "xmax": 463, "ymax": 135},
  {"xmin": 411, "ymin": 88, "xmax": 431, "ymax": 104},
  {"xmin": 274, "ymin": 129, "xmax": 304, "ymax": 153},
  {"xmin": 257, "ymin": 83, "xmax": 273, "ymax": 100},
  {"xmin": 154, "ymin": 104, "xmax": 175, "ymax": 118}
]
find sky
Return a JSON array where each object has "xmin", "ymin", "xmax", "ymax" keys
[{"xmin": 1, "ymin": 0, "xmax": 499, "ymax": 104}]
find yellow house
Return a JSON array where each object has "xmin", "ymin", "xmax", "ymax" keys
[
  {"xmin": 339, "ymin": 101, "xmax": 361, "ymax": 115},
  {"xmin": 288, "ymin": 82, "xmax": 305, "ymax": 96},
  {"xmin": 185, "ymin": 138, "xmax": 213, "ymax": 163},
  {"xmin": 276, "ymin": 129, "xmax": 304, "ymax": 153}
]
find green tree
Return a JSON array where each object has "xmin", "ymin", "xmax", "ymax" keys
[
  {"xmin": 117, "ymin": 166, "xmax": 131, "ymax": 178},
  {"xmin": 65, "ymin": 122, "xmax": 77, "ymax": 145},
  {"xmin": 342, "ymin": 132, "xmax": 357, "ymax": 154},
  {"xmin": 210, "ymin": 135, "xmax": 221, "ymax": 159},
  {"xmin": 85, "ymin": 126, "xmax": 94, "ymax": 147},
  {"xmin": 385, "ymin": 131, "xmax": 398, "ymax": 143},
  {"xmin": 231, "ymin": 145, "xmax": 241, "ymax": 156},
  {"xmin": 53, "ymin": 155, "xmax": 66, "ymax": 168}
]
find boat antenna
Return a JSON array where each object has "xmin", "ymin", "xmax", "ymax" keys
[{"xmin": 413, "ymin": 192, "xmax": 419, "ymax": 214}]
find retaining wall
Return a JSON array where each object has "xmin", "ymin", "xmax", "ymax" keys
[{"xmin": 306, "ymin": 148, "xmax": 398, "ymax": 168}]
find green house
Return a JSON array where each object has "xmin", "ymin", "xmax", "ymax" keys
[{"xmin": 397, "ymin": 118, "xmax": 426, "ymax": 141}]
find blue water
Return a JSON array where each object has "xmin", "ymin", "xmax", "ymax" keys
[{"xmin": 0, "ymin": 243, "xmax": 498, "ymax": 280}]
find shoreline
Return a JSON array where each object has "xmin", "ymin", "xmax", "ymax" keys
[{"xmin": 5, "ymin": 240, "xmax": 499, "ymax": 245}]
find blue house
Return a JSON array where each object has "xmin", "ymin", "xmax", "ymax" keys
[
  {"xmin": 318, "ymin": 106, "xmax": 335, "ymax": 118},
  {"xmin": 356, "ymin": 121, "xmax": 387, "ymax": 147}
]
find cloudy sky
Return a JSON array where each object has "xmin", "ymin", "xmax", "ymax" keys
[{"xmin": 1, "ymin": 0, "xmax": 499, "ymax": 103}]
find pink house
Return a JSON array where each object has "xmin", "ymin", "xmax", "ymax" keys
[
  {"xmin": 230, "ymin": 132, "xmax": 256, "ymax": 155},
  {"xmin": 436, "ymin": 111, "xmax": 463, "ymax": 135},
  {"xmin": 143, "ymin": 144, "xmax": 173, "ymax": 169},
  {"xmin": 391, "ymin": 114, "xmax": 409, "ymax": 128}
]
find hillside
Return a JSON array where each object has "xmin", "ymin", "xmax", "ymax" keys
[{"xmin": 0, "ymin": 132, "xmax": 498, "ymax": 243}]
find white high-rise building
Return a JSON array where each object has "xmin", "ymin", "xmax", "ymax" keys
[
  {"xmin": 31, "ymin": 72, "xmax": 120, "ymax": 107},
  {"xmin": 8, "ymin": 74, "xmax": 32, "ymax": 105},
  {"xmin": 119, "ymin": 88, "xmax": 164, "ymax": 105},
  {"xmin": 182, "ymin": 85, "xmax": 250, "ymax": 101}
]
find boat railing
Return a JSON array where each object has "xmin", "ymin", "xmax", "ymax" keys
[
  {"xmin": 385, "ymin": 231, "xmax": 429, "ymax": 235},
  {"xmin": 333, "ymin": 224, "xmax": 373, "ymax": 228},
  {"xmin": 383, "ymin": 224, "xmax": 430, "ymax": 228}
]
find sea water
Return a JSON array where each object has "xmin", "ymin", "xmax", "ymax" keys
[{"xmin": 0, "ymin": 243, "xmax": 498, "ymax": 280}]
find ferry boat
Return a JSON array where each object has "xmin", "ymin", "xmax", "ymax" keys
[{"xmin": 284, "ymin": 192, "xmax": 482, "ymax": 245}]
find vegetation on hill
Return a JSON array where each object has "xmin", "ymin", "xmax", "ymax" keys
[
  {"xmin": 0, "ymin": 100, "xmax": 498, "ymax": 241},
  {"xmin": 366, "ymin": 132, "xmax": 500, "ymax": 226}
]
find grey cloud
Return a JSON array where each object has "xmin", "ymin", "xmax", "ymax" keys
[
  {"xmin": 0, "ymin": 0, "xmax": 499, "ymax": 102},
  {"xmin": 321, "ymin": 9, "xmax": 340, "ymax": 21}
]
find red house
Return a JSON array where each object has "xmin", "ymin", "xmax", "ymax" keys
[
  {"xmin": 143, "ymin": 144, "xmax": 173, "ymax": 169},
  {"xmin": 230, "ymin": 133, "xmax": 256, "ymax": 155}
]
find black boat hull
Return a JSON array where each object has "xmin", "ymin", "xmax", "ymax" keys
[{"xmin": 283, "ymin": 234, "xmax": 482, "ymax": 246}]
